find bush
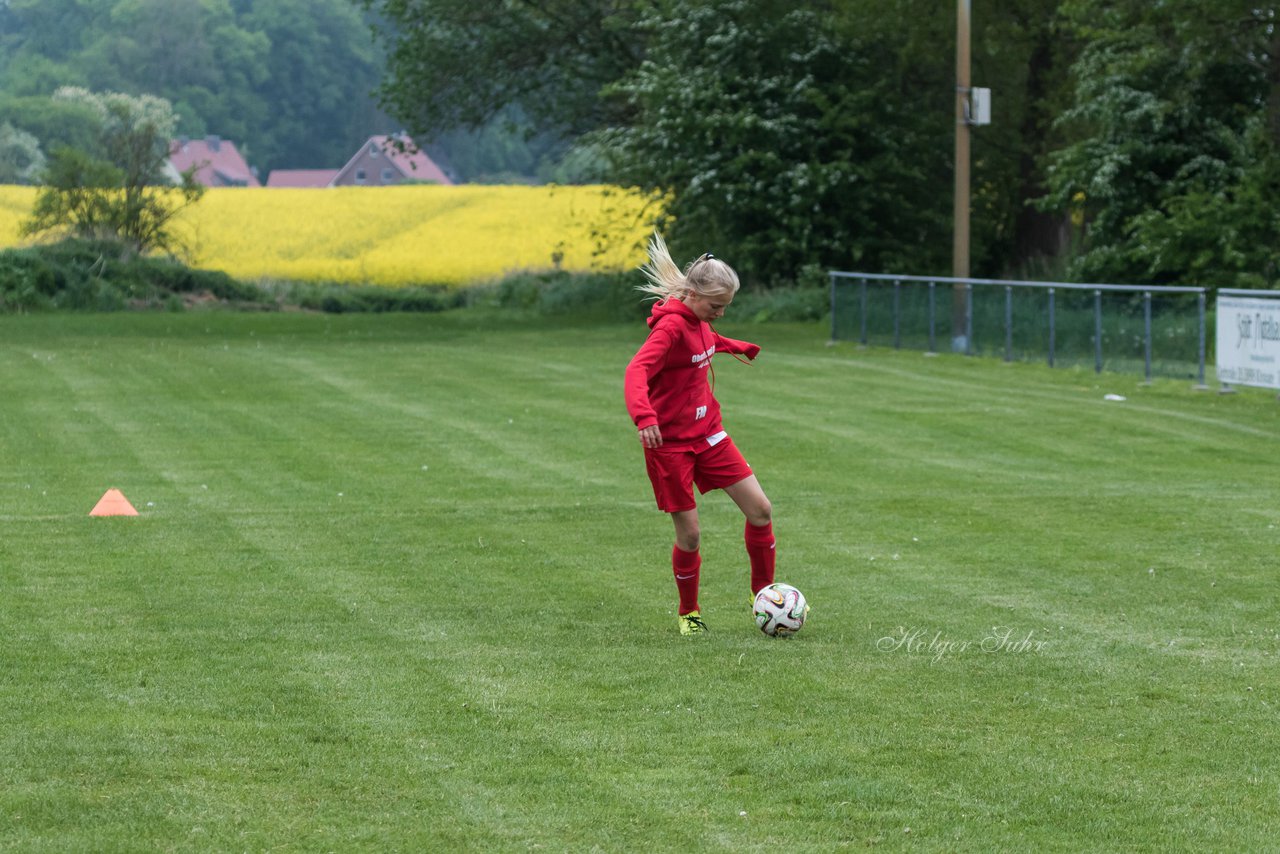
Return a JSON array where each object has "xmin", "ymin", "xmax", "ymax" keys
[
  {"xmin": 268, "ymin": 281, "xmax": 468, "ymax": 314},
  {"xmin": 0, "ymin": 238, "xmax": 267, "ymax": 312},
  {"xmin": 0, "ymin": 251, "xmax": 58, "ymax": 311},
  {"xmin": 479, "ymin": 269, "xmax": 652, "ymax": 321}
]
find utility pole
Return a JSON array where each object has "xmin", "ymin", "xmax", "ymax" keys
[{"xmin": 953, "ymin": 0, "xmax": 971, "ymax": 352}]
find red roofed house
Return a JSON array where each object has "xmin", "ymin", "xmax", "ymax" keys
[
  {"xmin": 167, "ymin": 136, "xmax": 260, "ymax": 187},
  {"xmin": 265, "ymin": 169, "xmax": 341, "ymax": 188},
  {"xmin": 331, "ymin": 134, "xmax": 453, "ymax": 186}
]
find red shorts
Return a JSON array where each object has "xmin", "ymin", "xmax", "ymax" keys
[{"xmin": 644, "ymin": 436, "xmax": 753, "ymax": 513}]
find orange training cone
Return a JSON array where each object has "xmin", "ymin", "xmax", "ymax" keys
[{"xmin": 89, "ymin": 488, "xmax": 139, "ymax": 517}]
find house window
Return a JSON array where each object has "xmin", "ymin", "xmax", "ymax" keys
[
  {"xmin": 355, "ymin": 169, "xmax": 366, "ymax": 184},
  {"xmin": 369, "ymin": 143, "xmax": 379, "ymax": 156},
  {"xmin": 381, "ymin": 168, "xmax": 395, "ymax": 183}
]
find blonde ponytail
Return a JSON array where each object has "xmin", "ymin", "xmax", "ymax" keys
[
  {"xmin": 637, "ymin": 233, "xmax": 684, "ymax": 301},
  {"xmin": 637, "ymin": 232, "xmax": 741, "ymax": 303}
]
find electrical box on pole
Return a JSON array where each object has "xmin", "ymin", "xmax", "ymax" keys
[{"xmin": 969, "ymin": 87, "xmax": 991, "ymax": 126}]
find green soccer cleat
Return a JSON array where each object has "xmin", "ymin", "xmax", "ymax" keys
[{"xmin": 678, "ymin": 610, "xmax": 709, "ymax": 636}]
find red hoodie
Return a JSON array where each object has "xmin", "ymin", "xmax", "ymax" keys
[{"xmin": 624, "ymin": 299, "xmax": 761, "ymax": 451}]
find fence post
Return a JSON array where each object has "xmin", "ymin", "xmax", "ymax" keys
[
  {"xmin": 829, "ymin": 273, "xmax": 837, "ymax": 341},
  {"xmin": 1197, "ymin": 291, "xmax": 1207, "ymax": 387},
  {"xmin": 893, "ymin": 279, "xmax": 901, "ymax": 349},
  {"xmin": 859, "ymin": 279, "xmax": 868, "ymax": 346},
  {"xmin": 1094, "ymin": 289, "xmax": 1103, "ymax": 374},
  {"xmin": 1143, "ymin": 291, "xmax": 1152, "ymax": 383},
  {"xmin": 965, "ymin": 284, "xmax": 974, "ymax": 355},
  {"xmin": 1004, "ymin": 286, "xmax": 1013, "ymax": 362},
  {"xmin": 928, "ymin": 282, "xmax": 936, "ymax": 353},
  {"xmin": 1048, "ymin": 287, "xmax": 1056, "ymax": 368}
]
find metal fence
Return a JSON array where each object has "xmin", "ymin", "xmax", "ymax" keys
[{"xmin": 829, "ymin": 271, "xmax": 1207, "ymax": 383}]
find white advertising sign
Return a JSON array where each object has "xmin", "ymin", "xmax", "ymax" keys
[{"xmin": 1216, "ymin": 296, "xmax": 1280, "ymax": 389}]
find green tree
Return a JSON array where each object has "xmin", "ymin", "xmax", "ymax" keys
[
  {"xmin": 1043, "ymin": 0, "xmax": 1280, "ymax": 287},
  {"xmin": 0, "ymin": 121, "xmax": 46, "ymax": 183},
  {"xmin": 86, "ymin": 0, "xmax": 271, "ymax": 164},
  {"xmin": 359, "ymin": 0, "xmax": 647, "ymax": 139},
  {"xmin": 433, "ymin": 106, "xmax": 595, "ymax": 184},
  {"xmin": 231, "ymin": 0, "xmax": 387, "ymax": 171},
  {"xmin": 0, "ymin": 0, "xmax": 387, "ymax": 175},
  {"xmin": 22, "ymin": 88, "xmax": 204, "ymax": 254},
  {"xmin": 0, "ymin": 0, "xmax": 107, "ymax": 70},
  {"xmin": 0, "ymin": 95, "xmax": 102, "ymax": 156},
  {"xmin": 603, "ymin": 0, "xmax": 954, "ymax": 283}
]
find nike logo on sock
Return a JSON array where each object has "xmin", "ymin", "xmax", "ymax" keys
[{"xmin": 676, "ymin": 573, "xmax": 696, "ymax": 580}]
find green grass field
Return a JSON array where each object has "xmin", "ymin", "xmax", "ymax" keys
[{"xmin": 1, "ymin": 311, "xmax": 1277, "ymax": 851}]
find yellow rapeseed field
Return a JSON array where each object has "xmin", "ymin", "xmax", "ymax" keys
[
  {"xmin": 0, "ymin": 186, "xmax": 34, "ymax": 248},
  {"xmin": 0, "ymin": 184, "xmax": 658, "ymax": 286}
]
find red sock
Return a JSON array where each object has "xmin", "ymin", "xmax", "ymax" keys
[
  {"xmin": 745, "ymin": 521, "xmax": 776, "ymax": 594},
  {"xmin": 672, "ymin": 545, "xmax": 701, "ymax": 615}
]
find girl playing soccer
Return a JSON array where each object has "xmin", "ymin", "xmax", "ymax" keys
[{"xmin": 624, "ymin": 234, "xmax": 776, "ymax": 635}]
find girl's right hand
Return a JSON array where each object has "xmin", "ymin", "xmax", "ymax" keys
[{"xmin": 638, "ymin": 425, "xmax": 663, "ymax": 449}]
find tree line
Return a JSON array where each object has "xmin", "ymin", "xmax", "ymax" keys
[{"xmin": 0, "ymin": 0, "xmax": 385, "ymax": 176}]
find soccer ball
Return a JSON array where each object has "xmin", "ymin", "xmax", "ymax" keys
[{"xmin": 753, "ymin": 583, "xmax": 808, "ymax": 637}]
